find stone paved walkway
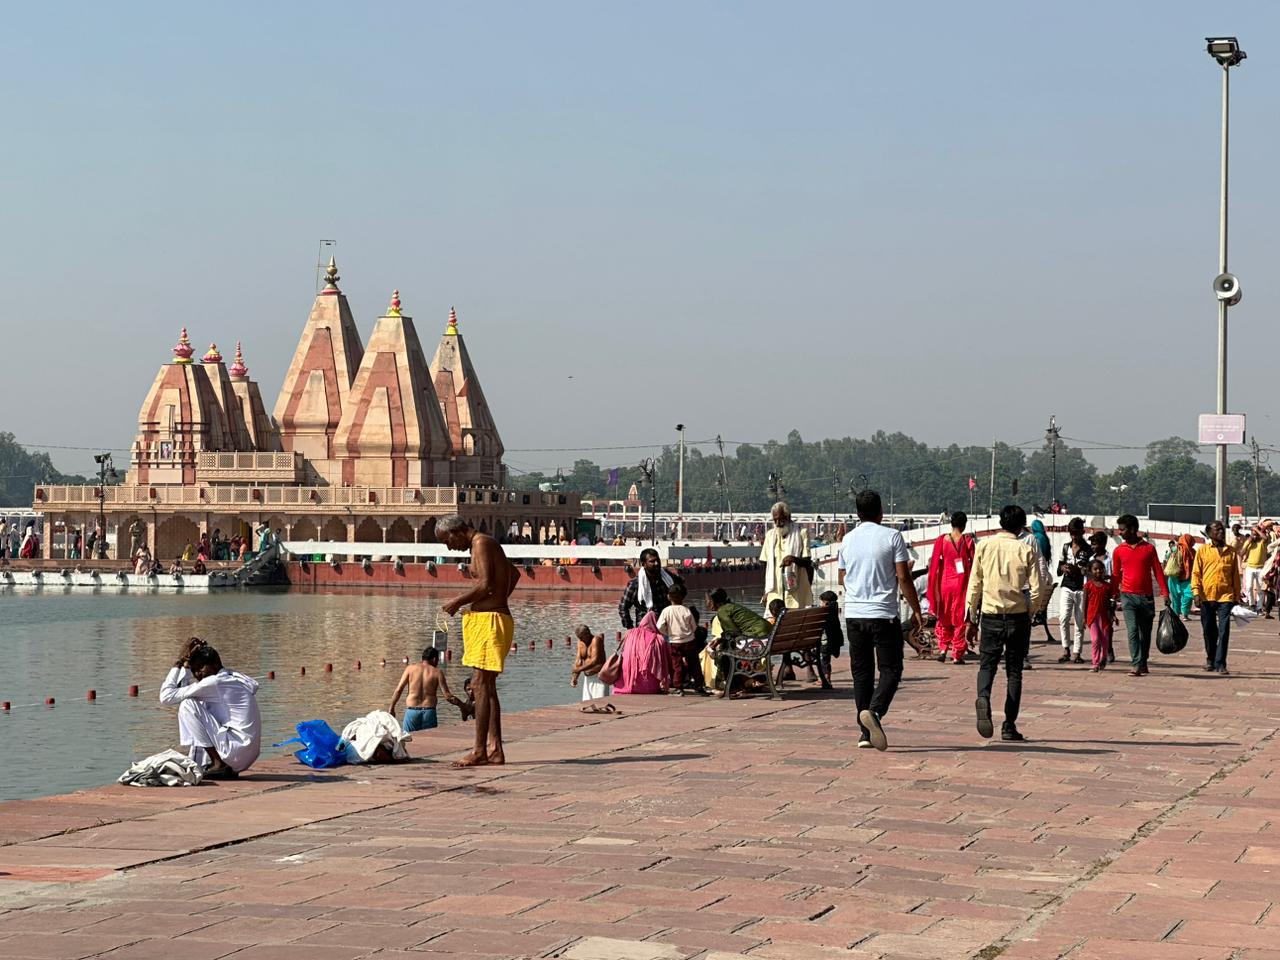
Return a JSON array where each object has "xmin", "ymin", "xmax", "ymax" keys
[{"xmin": 1, "ymin": 617, "xmax": 1279, "ymax": 960}]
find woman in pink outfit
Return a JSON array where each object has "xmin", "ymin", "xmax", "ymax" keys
[
  {"xmin": 928, "ymin": 512, "xmax": 975, "ymax": 664},
  {"xmin": 613, "ymin": 611, "xmax": 671, "ymax": 695}
]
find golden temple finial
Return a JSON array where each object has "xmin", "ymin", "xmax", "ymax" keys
[
  {"xmin": 324, "ymin": 256, "xmax": 340, "ymax": 290},
  {"xmin": 173, "ymin": 326, "xmax": 194, "ymax": 364},
  {"xmin": 229, "ymin": 341, "xmax": 248, "ymax": 379},
  {"xmin": 445, "ymin": 306, "xmax": 459, "ymax": 336},
  {"xmin": 388, "ymin": 289, "xmax": 402, "ymax": 316},
  {"xmin": 201, "ymin": 342, "xmax": 223, "ymax": 364}
]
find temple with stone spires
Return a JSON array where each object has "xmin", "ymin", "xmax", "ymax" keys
[{"xmin": 32, "ymin": 259, "xmax": 580, "ymax": 560}]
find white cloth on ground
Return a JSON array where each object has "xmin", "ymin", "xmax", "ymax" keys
[
  {"xmin": 636, "ymin": 568, "xmax": 674, "ymax": 612},
  {"xmin": 160, "ymin": 666, "xmax": 262, "ymax": 772},
  {"xmin": 341, "ymin": 710, "xmax": 411, "ymax": 763},
  {"xmin": 118, "ymin": 748, "xmax": 204, "ymax": 787},
  {"xmin": 581, "ymin": 674, "xmax": 612, "ymax": 700}
]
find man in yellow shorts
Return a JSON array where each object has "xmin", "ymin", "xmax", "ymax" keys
[{"xmin": 440, "ymin": 513, "xmax": 521, "ymax": 767}]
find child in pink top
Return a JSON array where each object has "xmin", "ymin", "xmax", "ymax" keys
[{"xmin": 1083, "ymin": 559, "xmax": 1116, "ymax": 672}]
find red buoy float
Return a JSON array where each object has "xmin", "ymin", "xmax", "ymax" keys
[
  {"xmin": 128, "ymin": 685, "xmax": 139, "ymax": 697},
  {"xmin": 1, "ymin": 702, "xmax": 9, "ymax": 711},
  {"xmin": 324, "ymin": 663, "xmax": 333, "ymax": 673},
  {"xmin": 45, "ymin": 697, "xmax": 55, "ymax": 706},
  {"xmin": 87, "ymin": 690, "xmax": 96, "ymax": 701},
  {"xmin": 355, "ymin": 660, "xmax": 361, "ymax": 670},
  {"xmin": 299, "ymin": 666, "xmax": 306, "ymax": 676},
  {"xmin": 267, "ymin": 671, "xmax": 275, "ymax": 680}
]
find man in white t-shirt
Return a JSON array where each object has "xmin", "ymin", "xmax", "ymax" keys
[{"xmin": 838, "ymin": 490, "xmax": 924, "ymax": 752}]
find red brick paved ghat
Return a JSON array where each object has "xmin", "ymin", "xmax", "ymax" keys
[{"xmin": 1, "ymin": 618, "xmax": 1278, "ymax": 959}]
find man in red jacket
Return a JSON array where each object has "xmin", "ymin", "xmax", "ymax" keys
[{"xmin": 1111, "ymin": 514, "xmax": 1170, "ymax": 677}]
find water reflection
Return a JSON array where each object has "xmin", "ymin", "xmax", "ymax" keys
[{"xmin": 0, "ymin": 588, "xmax": 632, "ymax": 801}]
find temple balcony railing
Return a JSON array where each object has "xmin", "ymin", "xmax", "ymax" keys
[{"xmin": 32, "ymin": 484, "xmax": 581, "ymax": 514}]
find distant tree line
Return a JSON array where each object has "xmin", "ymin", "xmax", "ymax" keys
[
  {"xmin": 3, "ymin": 430, "xmax": 1270, "ymax": 518},
  {"xmin": 510, "ymin": 431, "xmax": 1278, "ymax": 518},
  {"xmin": 0, "ymin": 433, "xmax": 89, "ymax": 507}
]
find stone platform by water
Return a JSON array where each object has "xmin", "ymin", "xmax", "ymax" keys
[{"xmin": 1, "ymin": 619, "xmax": 1279, "ymax": 959}]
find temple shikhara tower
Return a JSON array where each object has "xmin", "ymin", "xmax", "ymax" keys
[
  {"xmin": 274, "ymin": 258, "xmax": 365, "ymax": 483},
  {"xmin": 430, "ymin": 307, "xmax": 505, "ymax": 486},
  {"xmin": 34, "ymin": 258, "xmax": 578, "ymax": 559}
]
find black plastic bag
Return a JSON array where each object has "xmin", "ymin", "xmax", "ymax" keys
[{"xmin": 1156, "ymin": 607, "xmax": 1188, "ymax": 654}]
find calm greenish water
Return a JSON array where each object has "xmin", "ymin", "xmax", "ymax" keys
[{"xmin": 0, "ymin": 587, "xmax": 629, "ymax": 802}]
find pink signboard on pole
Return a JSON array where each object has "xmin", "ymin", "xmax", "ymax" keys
[{"xmin": 1198, "ymin": 414, "xmax": 1246, "ymax": 444}]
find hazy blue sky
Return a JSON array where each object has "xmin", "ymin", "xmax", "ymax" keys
[{"xmin": 5, "ymin": 2, "xmax": 1280, "ymax": 478}]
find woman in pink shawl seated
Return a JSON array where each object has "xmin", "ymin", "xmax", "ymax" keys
[{"xmin": 613, "ymin": 611, "xmax": 671, "ymax": 695}]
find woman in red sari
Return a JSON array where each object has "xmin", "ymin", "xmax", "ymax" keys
[{"xmin": 928, "ymin": 512, "xmax": 975, "ymax": 664}]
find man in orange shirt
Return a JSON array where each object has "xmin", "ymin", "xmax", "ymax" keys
[{"xmin": 1192, "ymin": 521, "xmax": 1241, "ymax": 675}]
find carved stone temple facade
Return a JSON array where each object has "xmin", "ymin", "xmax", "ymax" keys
[{"xmin": 34, "ymin": 260, "xmax": 579, "ymax": 560}]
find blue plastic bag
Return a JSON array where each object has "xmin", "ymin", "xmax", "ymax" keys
[{"xmin": 274, "ymin": 719, "xmax": 348, "ymax": 769}]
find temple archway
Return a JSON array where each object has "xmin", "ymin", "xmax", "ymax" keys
[
  {"xmin": 155, "ymin": 516, "xmax": 199, "ymax": 561},
  {"xmin": 386, "ymin": 517, "xmax": 414, "ymax": 543},
  {"xmin": 115, "ymin": 514, "xmax": 146, "ymax": 560},
  {"xmin": 354, "ymin": 517, "xmax": 384, "ymax": 542},
  {"xmin": 291, "ymin": 518, "xmax": 319, "ymax": 542}
]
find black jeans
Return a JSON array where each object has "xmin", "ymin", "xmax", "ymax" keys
[
  {"xmin": 847, "ymin": 617, "xmax": 904, "ymax": 734},
  {"xmin": 1200, "ymin": 600, "xmax": 1232, "ymax": 669},
  {"xmin": 975, "ymin": 612, "xmax": 1031, "ymax": 728},
  {"xmin": 1120, "ymin": 593, "xmax": 1155, "ymax": 670}
]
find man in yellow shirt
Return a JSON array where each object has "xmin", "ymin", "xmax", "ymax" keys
[
  {"xmin": 965, "ymin": 504, "xmax": 1048, "ymax": 743},
  {"xmin": 1191, "ymin": 521, "xmax": 1240, "ymax": 675}
]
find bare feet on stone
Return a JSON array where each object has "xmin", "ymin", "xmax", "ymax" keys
[{"xmin": 451, "ymin": 750, "xmax": 489, "ymax": 768}]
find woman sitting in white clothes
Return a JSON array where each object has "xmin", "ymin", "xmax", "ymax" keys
[{"xmin": 159, "ymin": 638, "xmax": 262, "ymax": 780}]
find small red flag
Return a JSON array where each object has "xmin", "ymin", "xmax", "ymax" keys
[{"xmin": 968, "ymin": 476, "xmax": 976, "ymax": 490}]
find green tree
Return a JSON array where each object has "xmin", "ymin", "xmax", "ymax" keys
[{"xmin": 0, "ymin": 433, "xmax": 89, "ymax": 507}]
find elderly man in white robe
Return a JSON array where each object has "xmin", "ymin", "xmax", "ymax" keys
[
  {"xmin": 760, "ymin": 502, "xmax": 813, "ymax": 609},
  {"xmin": 159, "ymin": 638, "xmax": 262, "ymax": 780}
]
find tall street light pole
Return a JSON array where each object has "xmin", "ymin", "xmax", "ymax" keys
[
  {"xmin": 638, "ymin": 459, "xmax": 657, "ymax": 546},
  {"xmin": 675, "ymin": 424, "xmax": 685, "ymax": 541},
  {"xmin": 1046, "ymin": 415, "xmax": 1060, "ymax": 507},
  {"xmin": 93, "ymin": 452, "xmax": 115, "ymax": 559},
  {"xmin": 1207, "ymin": 36, "xmax": 1246, "ymax": 520}
]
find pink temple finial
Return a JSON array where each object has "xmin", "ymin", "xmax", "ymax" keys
[
  {"xmin": 201, "ymin": 342, "xmax": 223, "ymax": 364},
  {"xmin": 229, "ymin": 341, "xmax": 248, "ymax": 378},
  {"xmin": 173, "ymin": 326, "xmax": 194, "ymax": 364},
  {"xmin": 388, "ymin": 289, "xmax": 402, "ymax": 316},
  {"xmin": 446, "ymin": 306, "xmax": 459, "ymax": 336}
]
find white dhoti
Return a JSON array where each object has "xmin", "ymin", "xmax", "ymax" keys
[
  {"xmin": 581, "ymin": 674, "xmax": 612, "ymax": 700},
  {"xmin": 177, "ymin": 698, "xmax": 261, "ymax": 772},
  {"xmin": 161, "ymin": 666, "xmax": 262, "ymax": 773}
]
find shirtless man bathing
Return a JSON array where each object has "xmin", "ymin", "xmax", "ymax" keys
[
  {"xmin": 387, "ymin": 647, "xmax": 472, "ymax": 731},
  {"xmin": 438, "ymin": 513, "xmax": 521, "ymax": 767}
]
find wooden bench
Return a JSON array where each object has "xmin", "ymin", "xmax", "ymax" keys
[{"xmin": 718, "ymin": 605, "xmax": 832, "ymax": 699}]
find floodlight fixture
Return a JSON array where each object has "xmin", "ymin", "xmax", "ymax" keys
[{"xmin": 1206, "ymin": 37, "xmax": 1246, "ymax": 67}]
